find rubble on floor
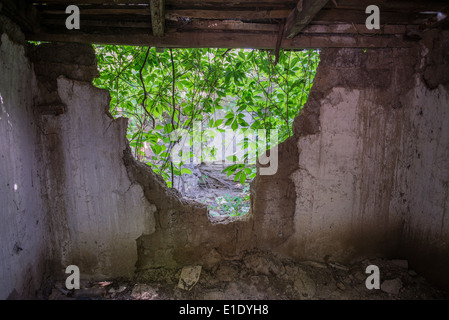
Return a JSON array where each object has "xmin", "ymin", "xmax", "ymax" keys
[{"xmin": 46, "ymin": 250, "xmax": 449, "ymax": 300}]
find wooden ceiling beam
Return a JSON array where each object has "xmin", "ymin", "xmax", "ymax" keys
[
  {"xmin": 26, "ymin": 28, "xmax": 413, "ymax": 49},
  {"xmin": 165, "ymin": 9, "xmax": 291, "ymax": 20},
  {"xmin": 150, "ymin": 0, "xmax": 165, "ymax": 36},
  {"xmin": 284, "ymin": 0, "xmax": 329, "ymax": 38}
]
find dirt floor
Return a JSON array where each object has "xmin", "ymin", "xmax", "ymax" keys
[{"xmin": 46, "ymin": 249, "xmax": 449, "ymax": 300}]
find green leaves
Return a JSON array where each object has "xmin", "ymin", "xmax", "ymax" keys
[
  {"xmin": 181, "ymin": 168, "xmax": 192, "ymax": 175},
  {"xmin": 94, "ymin": 45, "xmax": 319, "ymax": 187},
  {"xmin": 231, "ymin": 120, "xmax": 239, "ymax": 131}
]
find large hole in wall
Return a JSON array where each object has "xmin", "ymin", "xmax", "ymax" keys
[{"xmin": 93, "ymin": 46, "xmax": 319, "ymax": 219}]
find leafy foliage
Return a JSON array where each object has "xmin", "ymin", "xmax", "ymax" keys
[
  {"xmin": 208, "ymin": 184, "xmax": 251, "ymax": 217},
  {"xmin": 93, "ymin": 46, "xmax": 319, "ymax": 187}
]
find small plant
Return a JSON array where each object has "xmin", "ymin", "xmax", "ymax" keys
[{"xmin": 208, "ymin": 184, "xmax": 250, "ymax": 217}]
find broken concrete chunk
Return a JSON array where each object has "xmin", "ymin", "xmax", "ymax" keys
[
  {"xmin": 294, "ymin": 269, "xmax": 316, "ymax": 299},
  {"xmin": 381, "ymin": 278, "xmax": 403, "ymax": 295},
  {"xmin": 336, "ymin": 282, "xmax": 346, "ymax": 291},
  {"xmin": 178, "ymin": 265, "xmax": 202, "ymax": 291},
  {"xmin": 131, "ymin": 284, "xmax": 158, "ymax": 300},
  {"xmin": 114, "ymin": 285, "xmax": 127, "ymax": 293}
]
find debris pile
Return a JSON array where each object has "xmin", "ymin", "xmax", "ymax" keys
[{"xmin": 47, "ymin": 250, "xmax": 449, "ymax": 300}]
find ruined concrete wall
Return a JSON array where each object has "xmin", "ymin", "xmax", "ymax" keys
[
  {"xmin": 285, "ymin": 46, "xmax": 418, "ymax": 262},
  {"xmin": 28, "ymin": 43, "xmax": 158, "ymax": 279},
  {"xmin": 27, "ymin": 40, "xmax": 255, "ymax": 279},
  {"xmin": 0, "ymin": 15, "xmax": 169, "ymax": 297},
  {"xmin": 0, "ymin": 18, "xmax": 49, "ymax": 299},
  {"xmin": 253, "ymin": 30, "xmax": 449, "ymax": 288},
  {"xmin": 0, "ymin": 13, "xmax": 257, "ymax": 291},
  {"xmin": 124, "ymin": 147, "xmax": 255, "ymax": 272},
  {"xmin": 398, "ymin": 30, "xmax": 449, "ymax": 288},
  {"xmin": 30, "ymin": 42, "xmax": 256, "ymax": 276},
  {"xmin": 2, "ymin": 9, "xmax": 449, "ymax": 295}
]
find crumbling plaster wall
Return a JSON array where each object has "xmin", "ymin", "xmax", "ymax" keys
[
  {"xmin": 253, "ymin": 30, "xmax": 449, "ymax": 287},
  {"xmin": 0, "ymin": 19, "xmax": 48, "ymax": 299},
  {"xmin": 29, "ymin": 43, "xmax": 158, "ymax": 279},
  {"xmin": 2, "ymin": 9, "xmax": 449, "ymax": 296},
  {"xmin": 35, "ymin": 26, "xmax": 449, "ymax": 288},
  {"xmin": 0, "ymin": 16, "xmax": 160, "ymax": 299}
]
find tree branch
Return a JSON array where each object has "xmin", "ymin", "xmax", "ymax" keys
[{"xmin": 139, "ymin": 47, "xmax": 156, "ymax": 129}]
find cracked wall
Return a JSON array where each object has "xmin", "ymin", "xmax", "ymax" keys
[
  {"xmin": 0, "ymin": 17, "xmax": 48, "ymax": 300},
  {"xmin": 1, "ymin": 16, "xmax": 256, "ymax": 299},
  {"xmin": 1, "ymin": 12, "xmax": 449, "ymax": 298},
  {"xmin": 0, "ymin": 17, "xmax": 160, "ymax": 298},
  {"xmin": 30, "ymin": 45, "xmax": 158, "ymax": 279},
  {"xmin": 252, "ymin": 30, "xmax": 449, "ymax": 288}
]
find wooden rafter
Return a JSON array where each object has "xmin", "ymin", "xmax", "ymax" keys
[
  {"xmin": 284, "ymin": 0, "xmax": 329, "ymax": 39},
  {"xmin": 150, "ymin": 0, "xmax": 165, "ymax": 37}
]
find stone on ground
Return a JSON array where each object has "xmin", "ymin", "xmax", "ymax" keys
[
  {"xmin": 178, "ymin": 265, "xmax": 202, "ymax": 291},
  {"xmin": 381, "ymin": 278, "xmax": 403, "ymax": 295}
]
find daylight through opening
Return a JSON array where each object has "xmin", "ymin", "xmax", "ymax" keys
[{"xmin": 94, "ymin": 46, "xmax": 319, "ymax": 217}]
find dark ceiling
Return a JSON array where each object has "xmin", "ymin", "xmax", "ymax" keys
[{"xmin": 1, "ymin": 0, "xmax": 448, "ymax": 48}]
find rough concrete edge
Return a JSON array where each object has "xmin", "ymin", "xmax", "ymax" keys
[
  {"xmin": 122, "ymin": 143, "xmax": 203, "ymax": 212},
  {"xmin": 419, "ymin": 29, "xmax": 449, "ymax": 90},
  {"xmin": 248, "ymin": 52, "xmax": 325, "ymax": 251}
]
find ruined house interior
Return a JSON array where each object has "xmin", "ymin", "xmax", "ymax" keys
[{"xmin": 1, "ymin": 0, "xmax": 449, "ymax": 302}]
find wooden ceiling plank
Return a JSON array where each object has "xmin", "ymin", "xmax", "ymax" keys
[
  {"xmin": 37, "ymin": 16, "xmax": 411, "ymax": 36},
  {"xmin": 284, "ymin": 0, "xmax": 329, "ymax": 38},
  {"xmin": 165, "ymin": 9, "xmax": 291, "ymax": 20},
  {"xmin": 42, "ymin": 17, "xmax": 152, "ymax": 28}
]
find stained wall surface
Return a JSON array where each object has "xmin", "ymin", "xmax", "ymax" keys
[
  {"xmin": 0, "ymin": 18, "xmax": 158, "ymax": 298},
  {"xmin": 253, "ymin": 31, "xmax": 449, "ymax": 288},
  {"xmin": 0, "ymin": 20, "xmax": 48, "ymax": 299},
  {"xmin": 1, "ymin": 12, "xmax": 449, "ymax": 298}
]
